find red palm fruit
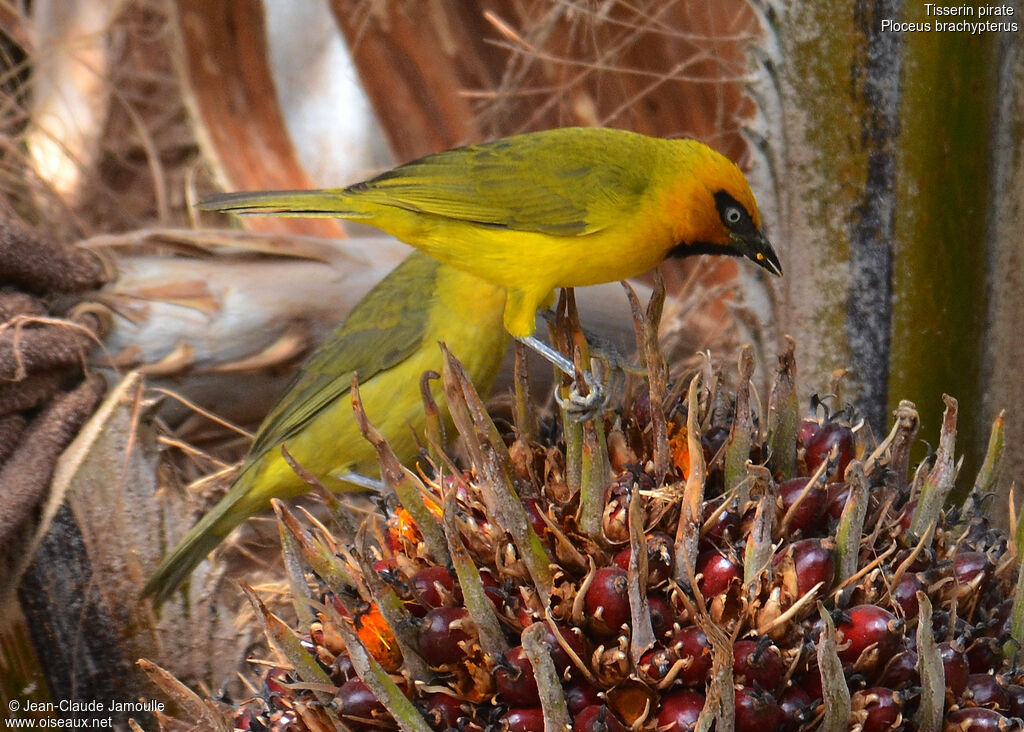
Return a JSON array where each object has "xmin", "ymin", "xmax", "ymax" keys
[
  {"xmin": 329, "ymin": 653, "xmax": 356, "ymax": 685},
  {"xmin": 967, "ymin": 637, "xmax": 1004, "ymax": 675},
  {"xmin": 479, "ymin": 568, "xmax": 507, "ymax": 610},
  {"xmin": 564, "ymin": 676, "xmax": 602, "ymax": 716},
  {"xmin": 500, "ymin": 707, "xmax": 546, "ymax": 732},
  {"xmin": 655, "ymin": 689, "xmax": 706, "ymax": 731},
  {"xmin": 702, "ymin": 425, "xmax": 731, "ymax": 463},
  {"xmin": 647, "ymin": 593, "xmax": 675, "ymax": 638},
  {"xmin": 878, "ymin": 649, "xmax": 919, "ymax": 690},
  {"xmin": 734, "ymin": 686, "xmax": 782, "ymax": 732},
  {"xmin": 939, "ymin": 641, "xmax": 970, "ymax": 698},
  {"xmin": 418, "ymin": 607, "xmax": 473, "ymax": 666},
  {"xmin": 670, "ymin": 626, "xmax": 712, "ymax": 687},
  {"xmin": 1006, "ymin": 684, "xmax": 1024, "ymax": 716},
  {"xmin": 495, "ymin": 646, "xmax": 540, "ymax": 707},
  {"xmin": 630, "ymin": 390, "xmax": 652, "ymax": 428},
  {"xmin": 335, "ymin": 678, "xmax": 388, "ymax": 721},
  {"xmin": 773, "ymin": 538, "xmax": 835, "ymax": 600},
  {"xmin": 851, "ymin": 687, "xmax": 903, "ymax": 732},
  {"xmin": 408, "ymin": 565, "xmax": 460, "ymax": 615},
  {"xmin": 953, "ymin": 551, "xmax": 993, "ymax": 597},
  {"xmin": 536, "ymin": 622, "xmax": 585, "ymax": 675},
  {"xmin": 572, "ymin": 704, "xmax": 628, "ymax": 732},
  {"xmin": 733, "ymin": 637, "xmax": 785, "ymax": 692},
  {"xmin": 892, "ymin": 572, "xmax": 924, "ymax": 619},
  {"xmin": 798, "ymin": 671, "xmax": 824, "ymax": 706},
  {"xmin": 897, "ymin": 499, "xmax": 915, "ymax": 532},
  {"xmin": 804, "ymin": 421, "xmax": 855, "ymax": 480},
  {"xmin": 423, "ymin": 692, "xmax": 464, "ymax": 729},
  {"xmin": 824, "ymin": 481, "xmax": 852, "ymax": 520},
  {"xmin": 942, "ymin": 708, "xmax": 1016, "ymax": 731},
  {"xmin": 602, "ymin": 476, "xmax": 632, "ymax": 543},
  {"xmin": 778, "ymin": 477, "xmax": 828, "ymax": 535},
  {"xmin": 263, "ymin": 667, "xmax": 290, "ymax": 697},
  {"xmin": 696, "ymin": 550, "xmax": 741, "ymax": 597},
  {"xmin": 524, "ymin": 498, "xmax": 548, "ymax": 538},
  {"xmin": 834, "ymin": 605, "xmax": 905, "ymax": 673},
  {"xmin": 778, "ymin": 685, "xmax": 814, "ymax": 732},
  {"xmin": 962, "ymin": 673, "xmax": 1010, "ymax": 710},
  {"xmin": 612, "ymin": 531, "xmax": 674, "ymax": 586},
  {"xmin": 539, "ymin": 623, "xmax": 587, "ymax": 675},
  {"xmin": 702, "ymin": 495, "xmax": 741, "ymax": 542},
  {"xmin": 584, "ymin": 567, "xmax": 631, "ymax": 637},
  {"xmin": 637, "ymin": 645, "xmax": 676, "ymax": 686},
  {"xmin": 798, "ymin": 418, "xmax": 821, "ymax": 449}
]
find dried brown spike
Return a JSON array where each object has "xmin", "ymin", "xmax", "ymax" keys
[
  {"xmin": 0, "ymin": 374, "xmax": 106, "ymax": 551},
  {"xmin": 441, "ymin": 344, "xmax": 554, "ymax": 604},
  {"xmin": 725, "ymin": 344, "xmax": 756, "ymax": 501},
  {"xmin": 888, "ymin": 400, "xmax": 920, "ymax": 494},
  {"xmin": 0, "ymin": 292, "xmax": 46, "ymax": 322},
  {"xmin": 522, "ymin": 622, "xmax": 572, "ymax": 730},
  {"xmin": 674, "ymin": 373, "xmax": 705, "ymax": 589},
  {"xmin": 766, "ymin": 335, "xmax": 798, "ymax": 480},
  {"xmin": 513, "ymin": 340, "xmax": 537, "ymax": 440},
  {"xmin": 910, "ymin": 395, "xmax": 959, "ymax": 536},
  {"xmin": 136, "ymin": 659, "xmax": 233, "ymax": 732},
  {"xmin": 442, "ymin": 485, "xmax": 508, "ymax": 662},
  {"xmin": 0, "ymin": 312, "xmax": 101, "ymax": 380},
  {"xmin": 0, "ymin": 370, "xmax": 62, "ymax": 416},
  {"xmin": 623, "ymin": 275, "xmax": 669, "ymax": 482},
  {"xmin": 419, "ymin": 369, "xmax": 444, "ymax": 465},
  {"xmin": 0, "ymin": 218, "xmax": 108, "ymax": 293},
  {"xmin": 816, "ymin": 604, "xmax": 852, "ymax": 731},
  {"xmin": 915, "ymin": 592, "xmax": 943, "ymax": 732},
  {"xmin": 0, "ymin": 413, "xmax": 27, "ymax": 464}
]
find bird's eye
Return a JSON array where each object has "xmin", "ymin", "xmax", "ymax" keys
[{"xmin": 724, "ymin": 207, "xmax": 742, "ymax": 225}]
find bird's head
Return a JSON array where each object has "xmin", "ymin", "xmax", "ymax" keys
[{"xmin": 666, "ymin": 142, "xmax": 782, "ymax": 277}]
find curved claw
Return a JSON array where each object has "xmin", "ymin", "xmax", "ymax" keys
[{"xmin": 555, "ymin": 372, "xmax": 608, "ymax": 422}]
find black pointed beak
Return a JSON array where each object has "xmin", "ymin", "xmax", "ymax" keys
[{"xmin": 734, "ymin": 232, "xmax": 783, "ymax": 277}]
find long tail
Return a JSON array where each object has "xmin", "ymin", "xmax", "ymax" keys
[
  {"xmin": 142, "ymin": 468, "xmax": 266, "ymax": 607},
  {"xmin": 198, "ymin": 189, "xmax": 363, "ymax": 218}
]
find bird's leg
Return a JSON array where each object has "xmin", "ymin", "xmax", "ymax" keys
[
  {"xmin": 536, "ymin": 308, "xmax": 646, "ymax": 376},
  {"xmin": 517, "ymin": 334, "xmax": 575, "ymax": 376},
  {"xmin": 332, "ymin": 471, "xmax": 385, "ymax": 492},
  {"xmin": 516, "ymin": 335, "xmax": 606, "ymax": 419}
]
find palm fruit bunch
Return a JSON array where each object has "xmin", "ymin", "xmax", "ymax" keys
[{"xmin": 146, "ymin": 293, "xmax": 1024, "ymax": 732}]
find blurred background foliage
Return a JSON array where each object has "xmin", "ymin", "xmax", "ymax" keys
[{"xmin": 0, "ymin": 0, "xmax": 1021, "ymax": 720}]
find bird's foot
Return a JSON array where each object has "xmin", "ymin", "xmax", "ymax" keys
[
  {"xmin": 518, "ymin": 335, "xmax": 608, "ymax": 421},
  {"xmin": 554, "ymin": 372, "xmax": 608, "ymax": 421}
]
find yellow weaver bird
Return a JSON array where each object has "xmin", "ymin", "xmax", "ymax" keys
[
  {"xmin": 143, "ymin": 252, "xmax": 508, "ymax": 604},
  {"xmin": 200, "ymin": 127, "xmax": 782, "ymax": 345}
]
